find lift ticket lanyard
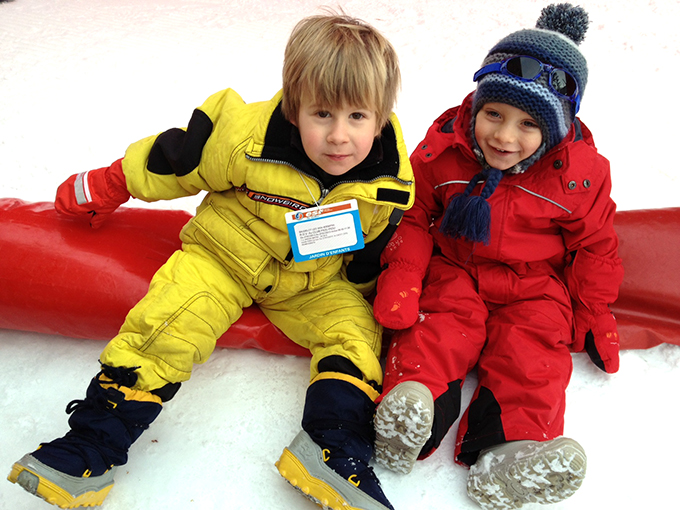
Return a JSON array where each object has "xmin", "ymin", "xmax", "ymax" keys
[{"xmin": 285, "ymin": 199, "xmax": 364, "ymax": 262}]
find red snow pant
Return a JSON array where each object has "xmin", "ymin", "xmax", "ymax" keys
[{"xmin": 382, "ymin": 253, "xmax": 574, "ymax": 466}]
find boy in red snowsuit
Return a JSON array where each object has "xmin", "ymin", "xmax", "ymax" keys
[{"xmin": 371, "ymin": 4, "xmax": 623, "ymax": 509}]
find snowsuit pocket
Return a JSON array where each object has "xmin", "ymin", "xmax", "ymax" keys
[{"xmin": 183, "ymin": 201, "xmax": 272, "ymax": 282}]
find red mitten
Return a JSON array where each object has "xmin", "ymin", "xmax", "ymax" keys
[
  {"xmin": 373, "ymin": 264, "xmax": 423, "ymax": 330},
  {"xmin": 573, "ymin": 307, "xmax": 620, "ymax": 373},
  {"xmin": 55, "ymin": 158, "xmax": 130, "ymax": 229}
]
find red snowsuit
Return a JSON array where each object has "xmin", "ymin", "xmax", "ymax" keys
[{"xmin": 377, "ymin": 93, "xmax": 623, "ymax": 466}]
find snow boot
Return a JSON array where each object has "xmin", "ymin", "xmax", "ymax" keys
[
  {"xmin": 466, "ymin": 437, "xmax": 587, "ymax": 509},
  {"xmin": 276, "ymin": 372, "xmax": 394, "ymax": 510},
  {"xmin": 374, "ymin": 380, "xmax": 434, "ymax": 474},
  {"xmin": 8, "ymin": 365, "xmax": 165, "ymax": 508}
]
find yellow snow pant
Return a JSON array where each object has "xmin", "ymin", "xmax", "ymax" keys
[{"xmin": 100, "ymin": 243, "xmax": 383, "ymax": 391}]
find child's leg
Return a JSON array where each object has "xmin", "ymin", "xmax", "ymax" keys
[
  {"xmin": 263, "ymin": 278, "xmax": 394, "ymax": 510},
  {"xmin": 456, "ymin": 277, "xmax": 582, "ymax": 509},
  {"xmin": 9, "ymin": 245, "xmax": 253, "ymax": 508},
  {"xmin": 101, "ymin": 245, "xmax": 254, "ymax": 389},
  {"xmin": 277, "ymin": 374, "xmax": 391, "ymax": 510},
  {"xmin": 455, "ymin": 294, "xmax": 574, "ymax": 465},
  {"xmin": 8, "ymin": 365, "xmax": 165, "ymax": 508},
  {"xmin": 375, "ymin": 256, "xmax": 488, "ymax": 473}
]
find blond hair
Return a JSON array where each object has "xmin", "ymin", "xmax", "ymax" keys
[{"xmin": 281, "ymin": 13, "xmax": 400, "ymax": 130}]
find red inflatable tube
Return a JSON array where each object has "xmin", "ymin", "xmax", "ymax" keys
[
  {"xmin": 0, "ymin": 198, "xmax": 309, "ymax": 357},
  {"xmin": 1, "ymin": 198, "xmax": 679, "ymax": 352},
  {"xmin": 608, "ymin": 207, "xmax": 680, "ymax": 349}
]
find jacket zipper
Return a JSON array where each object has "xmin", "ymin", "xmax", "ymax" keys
[{"xmin": 245, "ymin": 154, "xmax": 411, "ymax": 206}]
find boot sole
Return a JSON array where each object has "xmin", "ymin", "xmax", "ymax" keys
[
  {"xmin": 8, "ymin": 454, "xmax": 116, "ymax": 508},
  {"xmin": 467, "ymin": 437, "xmax": 587, "ymax": 509},
  {"xmin": 374, "ymin": 381, "xmax": 434, "ymax": 474},
  {"xmin": 276, "ymin": 431, "xmax": 392, "ymax": 510}
]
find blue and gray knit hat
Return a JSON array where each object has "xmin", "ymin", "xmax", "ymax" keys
[
  {"xmin": 441, "ymin": 4, "xmax": 590, "ymax": 245},
  {"xmin": 471, "ymin": 3, "xmax": 590, "ymax": 174}
]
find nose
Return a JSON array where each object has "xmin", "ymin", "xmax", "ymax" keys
[
  {"xmin": 493, "ymin": 122, "xmax": 516, "ymax": 145},
  {"xmin": 327, "ymin": 119, "xmax": 350, "ymax": 144}
]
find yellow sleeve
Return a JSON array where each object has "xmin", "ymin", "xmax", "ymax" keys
[{"xmin": 121, "ymin": 89, "xmax": 252, "ymax": 202}]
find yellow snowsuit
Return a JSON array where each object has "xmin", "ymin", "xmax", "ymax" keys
[{"xmin": 100, "ymin": 89, "xmax": 414, "ymax": 392}]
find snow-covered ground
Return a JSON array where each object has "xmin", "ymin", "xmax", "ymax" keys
[{"xmin": 1, "ymin": 1, "xmax": 679, "ymax": 509}]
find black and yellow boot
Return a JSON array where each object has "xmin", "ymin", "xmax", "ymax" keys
[
  {"xmin": 277, "ymin": 371, "xmax": 394, "ymax": 510},
  {"xmin": 8, "ymin": 364, "xmax": 174, "ymax": 508}
]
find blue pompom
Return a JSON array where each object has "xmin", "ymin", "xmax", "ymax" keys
[{"xmin": 440, "ymin": 194, "xmax": 492, "ymax": 245}]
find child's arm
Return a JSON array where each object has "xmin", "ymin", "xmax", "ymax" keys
[
  {"xmin": 54, "ymin": 89, "xmax": 246, "ymax": 228},
  {"xmin": 372, "ymin": 158, "xmax": 440, "ymax": 329},
  {"xmin": 567, "ymin": 251, "xmax": 622, "ymax": 373},
  {"xmin": 54, "ymin": 120, "xmax": 210, "ymax": 229},
  {"xmin": 343, "ymin": 207, "xmax": 405, "ymax": 295},
  {"xmin": 55, "ymin": 158, "xmax": 131, "ymax": 229},
  {"xmin": 372, "ymin": 213, "xmax": 433, "ymax": 329},
  {"xmin": 560, "ymin": 166, "xmax": 624, "ymax": 373}
]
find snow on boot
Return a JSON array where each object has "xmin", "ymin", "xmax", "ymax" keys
[
  {"xmin": 374, "ymin": 381, "xmax": 434, "ymax": 474},
  {"xmin": 277, "ymin": 373, "xmax": 394, "ymax": 510},
  {"xmin": 8, "ymin": 365, "xmax": 163, "ymax": 508},
  {"xmin": 467, "ymin": 437, "xmax": 587, "ymax": 510}
]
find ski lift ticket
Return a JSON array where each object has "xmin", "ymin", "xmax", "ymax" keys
[{"xmin": 285, "ymin": 199, "xmax": 364, "ymax": 262}]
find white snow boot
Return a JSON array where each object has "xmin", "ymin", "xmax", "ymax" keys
[
  {"xmin": 373, "ymin": 381, "xmax": 434, "ymax": 474},
  {"xmin": 467, "ymin": 437, "xmax": 587, "ymax": 509}
]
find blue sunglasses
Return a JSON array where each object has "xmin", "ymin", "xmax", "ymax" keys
[{"xmin": 473, "ymin": 55, "xmax": 581, "ymax": 113}]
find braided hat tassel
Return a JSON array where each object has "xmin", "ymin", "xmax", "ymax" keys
[{"xmin": 439, "ymin": 167, "xmax": 503, "ymax": 245}]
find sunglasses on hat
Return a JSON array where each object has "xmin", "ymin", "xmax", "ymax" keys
[{"xmin": 474, "ymin": 55, "xmax": 581, "ymax": 112}]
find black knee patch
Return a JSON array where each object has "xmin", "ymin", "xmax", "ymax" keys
[
  {"xmin": 422, "ymin": 379, "xmax": 462, "ymax": 455},
  {"xmin": 457, "ymin": 386, "xmax": 506, "ymax": 466}
]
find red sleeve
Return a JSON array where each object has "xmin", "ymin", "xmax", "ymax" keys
[
  {"xmin": 379, "ymin": 154, "xmax": 439, "ymax": 276},
  {"xmin": 560, "ymin": 160, "xmax": 624, "ymax": 313}
]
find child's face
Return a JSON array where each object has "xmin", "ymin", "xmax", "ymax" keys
[
  {"xmin": 294, "ymin": 95, "xmax": 379, "ymax": 176},
  {"xmin": 474, "ymin": 102, "xmax": 543, "ymax": 171}
]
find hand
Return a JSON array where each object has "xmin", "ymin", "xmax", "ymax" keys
[
  {"xmin": 373, "ymin": 265, "xmax": 422, "ymax": 330},
  {"xmin": 573, "ymin": 308, "xmax": 620, "ymax": 373},
  {"xmin": 55, "ymin": 158, "xmax": 130, "ymax": 229}
]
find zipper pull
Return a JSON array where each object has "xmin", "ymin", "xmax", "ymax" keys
[{"xmin": 319, "ymin": 187, "xmax": 329, "ymax": 203}]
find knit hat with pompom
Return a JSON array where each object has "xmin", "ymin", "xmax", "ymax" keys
[
  {"xmin": 440, "ymin": 4, "xmax": 590, "ymax": 245},
  {"xmin": 472, "ymin": 3, "xmax": 590, "ymax": 174}
]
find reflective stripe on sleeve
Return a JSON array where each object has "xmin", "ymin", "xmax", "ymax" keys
[{"xmin": 74, "ymin": 171, "xmax": 93, "ymax": 205}]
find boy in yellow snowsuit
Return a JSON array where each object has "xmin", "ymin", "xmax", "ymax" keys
[{"xmin": 8, "ymin": 13, "xmax": 413, "ymax": 510}]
